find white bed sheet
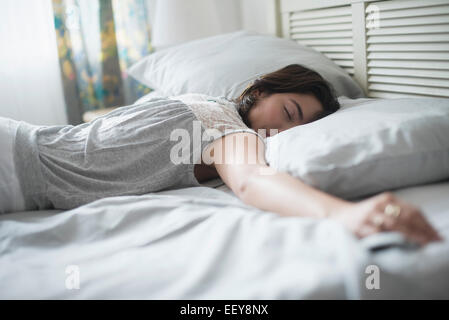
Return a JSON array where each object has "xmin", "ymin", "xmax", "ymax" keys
[{"xmin": 0, "ymin": 178, "xmax": 448, "ymax": 299}]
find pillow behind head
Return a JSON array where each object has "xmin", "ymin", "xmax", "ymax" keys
[
  {"xmin": 127, "ymin": 30, "xmax": 365, "ymax": 100},
  {"xmin": 266, "ymin": 97, "xmax": 449, "ymax": 200}
]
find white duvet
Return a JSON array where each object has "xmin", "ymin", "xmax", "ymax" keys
[{"xmin": 1, "ymin": 180, "xmax": 448, "ymax": 299}]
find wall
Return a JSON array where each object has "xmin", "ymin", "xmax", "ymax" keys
[
  {"xmin": 0, "ymin": 0, "xmax": 68, "ymax": 125},
  {"xmin": 241, "ymin": 0, "xmax": 272, "ymax": 35}
]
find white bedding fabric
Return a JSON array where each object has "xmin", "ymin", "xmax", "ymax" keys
[
  {"xmin": 1, "ymin": 179, "xmax": 448, "ymax": 299},
  {"xmin": 0, "ymin": 117, "xmax": 26, "ymax": 213}
]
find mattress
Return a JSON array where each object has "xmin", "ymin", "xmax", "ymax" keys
[{"xmin": 0, "ymin": 178, "xmax": 448, "ymax": 299}]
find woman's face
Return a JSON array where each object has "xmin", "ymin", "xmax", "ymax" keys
[{"xmin": 248, "ymin": 91, "xmax": 324, "ymax": 137}]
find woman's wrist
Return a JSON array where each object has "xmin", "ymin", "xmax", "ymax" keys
[{"xmin": 318, "ymin": 197, "xmax": 353, "ymax": 219}]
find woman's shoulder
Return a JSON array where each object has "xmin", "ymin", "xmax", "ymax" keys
[
  {"xmin": 171, "ymin": 93, "xmax": 234, "ymax": 103},
  {"xmin": 170, "ymin": 92, "xmax": 212, "ymax": 101}
]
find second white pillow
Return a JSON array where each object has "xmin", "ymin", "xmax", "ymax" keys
[{"xmin": 128, "ymin": 30, "xmax": 365, "ymax": 100}]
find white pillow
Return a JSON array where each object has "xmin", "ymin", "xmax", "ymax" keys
[
  {"xmin": 265, "ymin": 97, "xmax": 449, "ymax": 200},
  {"xmin": 127, "ymin": 30, "xmax": 364, "ymax": 100}
]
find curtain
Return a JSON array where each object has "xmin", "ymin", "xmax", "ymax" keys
[{"xmin": 52, "ymin": 0, "xmax": 153, "ymax": 124}]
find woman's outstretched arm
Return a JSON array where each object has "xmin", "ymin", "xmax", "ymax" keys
[
  {"xmin": 209, "ymin": 132, "xmax": 442, "ymax": 245},
  {"xmin": 208, "ymin": 132, "xmax": 349, "ymax": 218}
]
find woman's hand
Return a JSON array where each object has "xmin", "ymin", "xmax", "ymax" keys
[{"xmin": 329, "ymin": 192, "xmax": 443, "ymax": 246}]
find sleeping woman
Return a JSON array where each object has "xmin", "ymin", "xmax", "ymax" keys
[{"xmin": 0, "ymin": 64, "xmax": 441, "ymax": 246}]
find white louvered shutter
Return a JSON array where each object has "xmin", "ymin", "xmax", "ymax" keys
[
  {"xmin": 366, "ymin": 0, "xmax": 449, "ymax": 98},
  {"xmin": 287, "ymin": 5, "xmax": 355, "ymax": 76},
  {"xmin": 280, "ymin": 0, "xmax": 449, "ymax": 99}
]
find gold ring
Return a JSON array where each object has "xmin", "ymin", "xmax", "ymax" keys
[
  {"xmin": 384, "ymin": 204, "xmax": 401, "ymax": 218},
  {"xmin": 372, "ymin": 215, "xmax": 385, "ymax": 228}
]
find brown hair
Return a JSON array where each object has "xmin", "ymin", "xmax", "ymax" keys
[{"xmin": 234, "ymin": 64, "xmax": 341, "ymax": 128}]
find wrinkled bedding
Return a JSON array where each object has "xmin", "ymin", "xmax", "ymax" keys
[{"xmin": 0, "ymin": 180, "xmax": 448, "ymax": 299}]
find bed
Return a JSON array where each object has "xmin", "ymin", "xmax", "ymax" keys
[{"xmin": 1, "ymin": 0, "xmax": 449, "ymax": 299}]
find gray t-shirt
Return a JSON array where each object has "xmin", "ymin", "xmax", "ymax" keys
[{"xmin": 14, "ymin": 98, "xmax": 208, "ymax": 211}]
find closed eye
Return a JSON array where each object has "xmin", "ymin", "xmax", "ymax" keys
[{"xmin": 283, "ymin": 106, "xmax": 292, "ymax": 121}]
